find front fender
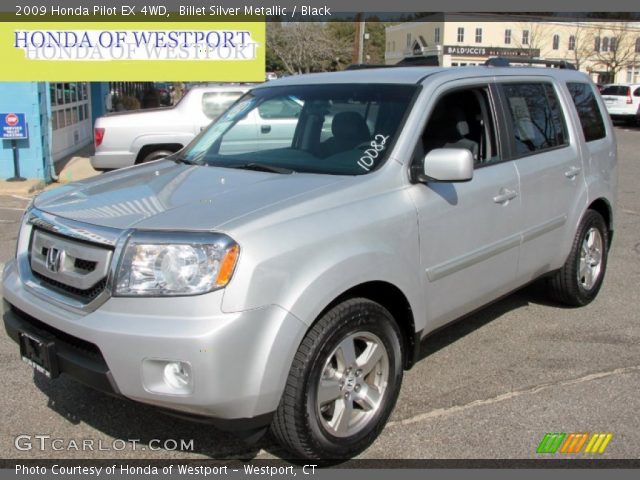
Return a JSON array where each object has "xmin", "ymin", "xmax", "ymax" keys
[{"xmin": 221, "ymin": 203, "xmax": 425, "ymax": 333}]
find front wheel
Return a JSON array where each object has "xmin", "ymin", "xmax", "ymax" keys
[
  {"xmin": 547, "ymin": 210, "xmax": 609, "ymax": 307},
  {"xmin": 271, "ymin": 298, "xmax": 404, "ymax": 459}
]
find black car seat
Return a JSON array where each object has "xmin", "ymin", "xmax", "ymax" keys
[
  {"xmin": 423, "ymin": 106, "xmax": 479, "ymax": 162},
  {"xmin": 321, "ymin": 111, "xmax": 371, "ymax": 157}
]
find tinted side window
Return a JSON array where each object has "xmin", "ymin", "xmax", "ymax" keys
[
  {"xmin": 566, "ymin": 82, "xmax": 606, "ymax": 142},
  {"xmin": 543, "ymin": 84, "xmax": 568, "ymax": 146},
  {"xmin": 502, "ymin": 83, "xmax": 568, "ymax": 156},
  {"xmin": 417, "ymin": 86, "xmax": 498, "ymax": 167}
]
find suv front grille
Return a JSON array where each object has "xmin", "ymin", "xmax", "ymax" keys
[
  {"xmin": 41, "ymin": 247, "xmax": 98, "ymax": 273},
  {"xmin": 29, "ymin": 228, "xmax": 113, "ymax": 305},
  {"xmin": 32, "ymin": 271, "xmax": 108, "ymax": 302}
]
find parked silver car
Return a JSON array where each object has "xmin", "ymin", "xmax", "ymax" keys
[{"xmin": 3, "ymin": 65, "xmax": 617, "ymax": 459}]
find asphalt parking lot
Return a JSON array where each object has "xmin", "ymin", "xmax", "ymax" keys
[{"xmin": 0, "ymin": 127, "xmax": 638, "ymax": 461}]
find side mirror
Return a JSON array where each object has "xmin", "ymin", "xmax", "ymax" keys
[{"xmin": 420, "ymin": 148, "xmax": 474, "ymax": 183}]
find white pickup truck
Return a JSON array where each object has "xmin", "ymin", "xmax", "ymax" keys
[{"xmin": 90, "ymin": 84, "xmax": 255, "ymax": 170}]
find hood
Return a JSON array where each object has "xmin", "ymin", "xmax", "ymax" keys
[{"xmin": 34, "ymin": 161, "xmax": 347, "ymax": 232}]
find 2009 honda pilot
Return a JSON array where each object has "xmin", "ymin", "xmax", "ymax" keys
[{"xmin": 2, "ymin": 64, "xmax": 617, "ymax": 459}]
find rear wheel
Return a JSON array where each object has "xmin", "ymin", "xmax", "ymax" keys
[
  {"xmin": 140, "ymin": 149, "xmax": 174, "ymax": 164},
  {"xmin": 271, "ymin": 298, "xmax": 403, "ymax": 459},
  {"xmin": 548, "ymin": 210, "xmax": 609, "ymax": 306}
]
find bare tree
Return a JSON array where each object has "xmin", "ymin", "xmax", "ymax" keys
[
  {"xmin": 266, "ymin": 23, "xmax": 352, "ymax": 75},
  {"xmin": 511, "ymin": 21, "xmax": 552, "ymax": 58},
  {"xmin": 590, "ymin": 22, "xmax": 639, "ymax": 83},
  {"xmin": 566, "ymin": 23, "xmax": 594, "ymax": 70}
]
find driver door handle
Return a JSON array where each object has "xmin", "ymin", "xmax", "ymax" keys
[
  {"xmin": 493, "ymin": 188, "xmax": 518, "ymax": 204},
  {"xmin": 564, "ymin": 166, "xmax": 582, "ymax": 179}
]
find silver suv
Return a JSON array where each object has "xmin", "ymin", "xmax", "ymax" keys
[{"xmin": 2, "ymin": 65, "xmax": 617, "ymax": 459}]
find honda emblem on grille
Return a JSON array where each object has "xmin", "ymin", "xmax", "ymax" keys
[{"xmin": 45, "ymin": 247, "xmax": 65, "ymax": 273}]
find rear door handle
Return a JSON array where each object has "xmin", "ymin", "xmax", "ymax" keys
[
  {"xmin": 493, "ymin": 188, "xmax": 518, "ymax": 204},
  {"xmin": 564, "ymin": 166, "xmax": 582, "ymax": 178},
  {"xmin": 260, "ymin": 125, "xmax": 271, "ymax": 134}
]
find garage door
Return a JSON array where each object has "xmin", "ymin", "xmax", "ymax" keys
[{"xmin": 50, "ymin": 82, "xmax": 92, "ymax": 162}]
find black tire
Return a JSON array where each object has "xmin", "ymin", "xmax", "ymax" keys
[
  {"xmin": 271, "ymin": 298, "xmax": 404, "ymax": 459},
  {"xmin": 140, "ymin": 149, "xmax": 173, "ymax": 164},
  {"xmin": 547, "ymin": 210, "xmax": 609, "ymax": 307}
]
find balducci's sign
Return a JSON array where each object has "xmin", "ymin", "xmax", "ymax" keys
[{"xmin": 444, "ymin": 46, "xmax": 540, "ymax": 57}]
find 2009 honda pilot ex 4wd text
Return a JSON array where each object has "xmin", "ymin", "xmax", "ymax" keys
[{"xmin": 3, "ymin": 66, "xmax": 617, "ymax": 459}]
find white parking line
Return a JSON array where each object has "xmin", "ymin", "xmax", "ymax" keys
[
  {"xmin": 0, "ymin": 207, "xmax": 24, "ymax": 211},
  {"xmin": 387, "ymin": 364, "xmax": 640, "ymax": 427}
]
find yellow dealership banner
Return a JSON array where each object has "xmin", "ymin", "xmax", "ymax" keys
[{"xmin": 0, "ymin": 21, "xmax": 265, "ymax": 81}]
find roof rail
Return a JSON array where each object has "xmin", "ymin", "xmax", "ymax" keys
[
  {"xmin": 484, "ymin": 57, "xmax": 576, "ymax": 70},
  {"xmin": 345, "ymin": 64, "xmax": 394, "ymax": 70},
  {"xmin": 346, "ymin": 56, "xmax": 440, "ymax": 70}
]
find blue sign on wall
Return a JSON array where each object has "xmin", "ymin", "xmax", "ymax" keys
[{"xmin": 0, "ymin": 113, "xmax": 28, "ymax": 140}]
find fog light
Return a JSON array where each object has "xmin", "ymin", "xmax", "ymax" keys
[
  {"xmin": 141, "ymin": 358, "xmax": 194, "ymax": 395},
  {"xmin": 163, "ymin": 362, "xmax": 192, "ymax": 391}
]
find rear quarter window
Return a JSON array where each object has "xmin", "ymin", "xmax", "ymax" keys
[{"xmin": 566, "ymin": 82, "xmax": 606, "ymax": 142}]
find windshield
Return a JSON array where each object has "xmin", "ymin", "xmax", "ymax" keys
[{"xmin": 180, "ymin": 83, "xmax": 419, "ymax": 175}]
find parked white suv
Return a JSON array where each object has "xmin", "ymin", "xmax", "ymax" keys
[
  {"xmin": 91, "ymin": 85, "xmax": 250, "ymax": 169},
  {"xmin": 600, "ymin": 83, "xmax": 640, "ymax": 123},
  {"xmin": 3, "ymin": 63, "xmax": 617, "ymax": 459}
]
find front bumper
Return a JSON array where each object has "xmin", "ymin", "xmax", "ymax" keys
[{"xmin": 2, "ymin": 260, "xmax": 306, "ymax": 428}]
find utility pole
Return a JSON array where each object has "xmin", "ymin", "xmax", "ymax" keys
[
  {"xmin": 358, "ymin": 19, "xmax": 365, "ymax": 64},
  {"xmin": 351, "ymin": 13, "xmax": 363, "ymax": 64},
  {"xmin": 351, "ymin": 14, "xmax": 365, "ymax": 65}
]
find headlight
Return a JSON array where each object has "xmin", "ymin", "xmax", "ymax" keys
[
  {"xmin": 16, "ymin": 197, "xmax": 35, "ymax": 258},
  {"xmin": 114, "ymin": 232, "xmax": 240, "ymax": 297}
]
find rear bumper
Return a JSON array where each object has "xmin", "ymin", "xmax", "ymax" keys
[
  {"xmin": 609, "ymin": 113, "xmax": 636, "ymax": 120},
  {"xmin": 90, "ymin": 151, "xmax": 136, "ymax": 170}
]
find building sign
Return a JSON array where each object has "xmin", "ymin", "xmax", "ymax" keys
[
  {"xmin": 0, "ymin": 113, "xmax": 28, "ymax": 139},
  {"xmin": 444, "ymin": 46, "xmax": 540, "ymax": 58}
]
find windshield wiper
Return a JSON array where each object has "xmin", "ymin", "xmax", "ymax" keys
[
  {"xmin": 172, "ymin": 154, "xmax": 196, "ymax": 165},
  {"xmin": 227, "ymin": 163, "xmax": 294, "ymax": 174}
]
